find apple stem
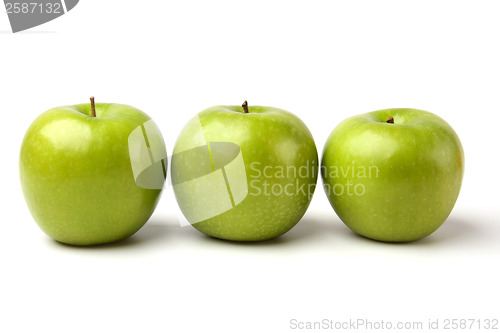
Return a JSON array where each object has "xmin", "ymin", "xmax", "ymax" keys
[
  {"xmin": 90, "ymin": 96, "xmax": 96, "ymax": 117},
  {"xmin": 386, "ymin": 116, "xmax": 394, "ymax": 124},
  {"xmin": 242, "ymin": 100, "xmax": 249, "ymax": 113}
]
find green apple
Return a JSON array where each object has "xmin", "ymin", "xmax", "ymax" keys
[
  {"xmin": 20, "ymin": 98, "xmax": 167, "ymax": 246},
  {"xmin": 171, "ymin": 101, "xmax": 318, "ymax": 241},
  {"xmin": 321, "ymin": 108, "xmax": 464, "ymax": 242}
]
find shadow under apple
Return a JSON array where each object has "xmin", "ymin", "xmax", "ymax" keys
[
  {"xmin": 191, "ymin": 214, "xmax": 345, "ymax": 247},
  {"xmin": 45, "ymin": 214, "xmax": 483, "ymax": 250},
  {"xmin": 341, "ymin": 215, "xmax": 482, "ymax": 248},
  {"xmin": 46, "ymin": 217, "xmax": 175, "ymax": 250}
]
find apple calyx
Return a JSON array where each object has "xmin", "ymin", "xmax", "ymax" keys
[
  {"xmin": 386, "ymin": 116, "xmax": 394, "ymax": 124},
  {"xmin": 90, "ymin": 96, "xmax": 96, "ymax": 117},
  {"xmin": 242, "ymin": 100, "xmax": 249, "ymax": 113}
]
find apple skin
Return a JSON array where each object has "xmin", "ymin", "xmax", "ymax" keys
[
  {"xmin": 321, "ymin": 108, "xmax": 464, "ymax": 242},
  {"xmin": 172, "ymin": 105, "xmax": 318, "ymax": 241},
  {"xmin": 20, "ymin": 103, "xmax": 164, "ymax": 246}
]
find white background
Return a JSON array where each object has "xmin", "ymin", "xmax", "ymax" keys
[{"xmin": 1, "ymin": 1, "xmax": 499, "ymax": 332}]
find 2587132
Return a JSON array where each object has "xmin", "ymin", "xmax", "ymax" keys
[
  {"xmin": 5, "ymin": 2, "xmax": 62, "ymax": 14},
  {"xmin": 443, "ymin": 319, "xmax": 498, "ymax": 330}
]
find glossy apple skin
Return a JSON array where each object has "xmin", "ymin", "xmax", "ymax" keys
[
  {"xmin": 172, "ymin": 105, "xmax": 318, "ymax": 241},
  {"xmin": 321, "ymin": 108, "xmax": 464, "ymax": 242},
  {"xmin": 20, "ymin": 103, "xmax": 163, "ymax": 246}
]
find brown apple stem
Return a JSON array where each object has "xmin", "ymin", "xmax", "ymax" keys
[
  {"xmin": 90, "ymin": 96, "xmax": 96, "ymax": 117},
  {"xmin": 386, "ymin": 116, "xmax": 394, "ymax": 124},
  {"xmin": 242, "ymin": 100, "xmax": 249, "ymax": 113}
]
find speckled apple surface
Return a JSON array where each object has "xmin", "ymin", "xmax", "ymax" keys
[
  {"xmin": 19, "ymin": 103, "xmax": 164, "ymax": 246},
  {"xmin": 321, "ymin": 108, "xmax": 464, "ymax": 242},
  {"xmin": 172, "ymin": 105, "xmax": 319, "ymax": 241}
]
